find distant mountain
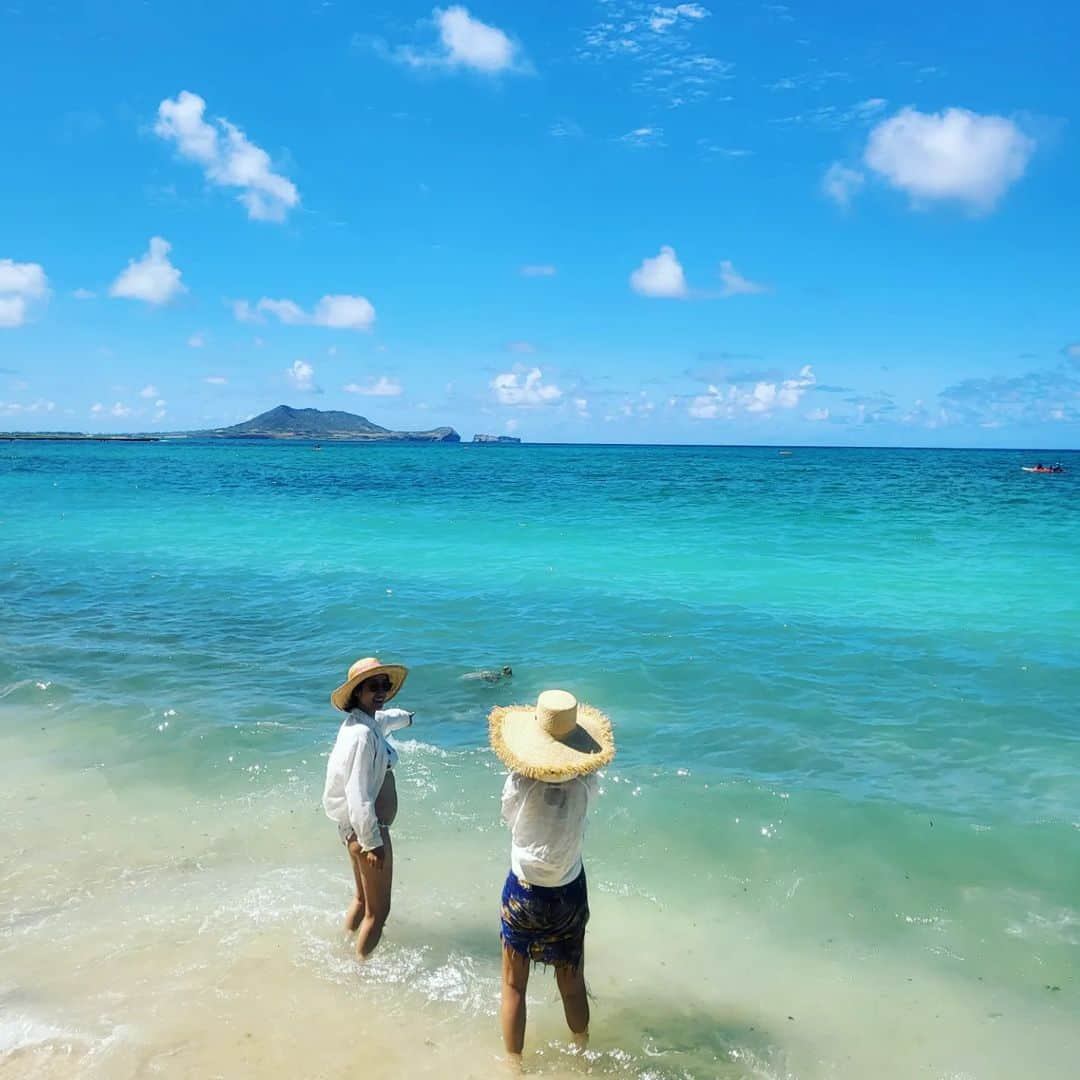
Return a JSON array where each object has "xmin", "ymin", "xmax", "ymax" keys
[
  {"xmin": 200, "ymin": 405, "xmax": 460, "ymax": 442},
  {"xmin": 473, "ymin": 433, "xmax": 522, "ymax": 444}
]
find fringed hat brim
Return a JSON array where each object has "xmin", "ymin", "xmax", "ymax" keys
[{"xmin": 489, "ymin": 702, "xmax": 615, "ymax": 782}]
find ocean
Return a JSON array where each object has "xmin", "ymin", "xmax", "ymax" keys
[{"xmin": 2, "ymin": 440, "xmax": 1077, "ymax": 1078}]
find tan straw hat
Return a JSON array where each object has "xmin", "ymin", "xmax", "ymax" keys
[
  {"xmin": 489, "ymin": 690, "xmax": 614, "ymax": 782},
  {"xmin": 331, "ymin": 656, "xmax": 408, "ymax": 711}
]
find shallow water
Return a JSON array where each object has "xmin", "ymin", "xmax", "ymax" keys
[{"xmin": 2, "ymin": 441, "xmax": 1078, "ymax": 1077}]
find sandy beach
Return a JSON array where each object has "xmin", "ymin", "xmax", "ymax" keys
[{"xmin": 4, "ymin": 693, "xmax": 1077, "ymax": 1079}]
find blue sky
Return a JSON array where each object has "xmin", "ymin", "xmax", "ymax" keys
[{"xmin": 1, "ymin": 0, "xmax": 1078, "ymax": 446}]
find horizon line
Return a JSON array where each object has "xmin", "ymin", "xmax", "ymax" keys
[{"xmin": 2, "ymin": 430, "xmax": 1077, "ymax": 453}]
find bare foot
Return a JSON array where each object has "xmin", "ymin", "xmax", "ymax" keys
[
  {"xmin": 503, "ymin": 1052, "xmax": 523, "ymax": 1073},
  {"xmin": 344, "ymin": 896, "xmax": 365, "ymax": 933},
  {"xmin": 571, "ymin": 1031, "xmax": 589, "ymax": 1052}
]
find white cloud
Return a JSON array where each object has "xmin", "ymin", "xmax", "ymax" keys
[
  {"xmin": 312, "ymin": 295, "xmax": 376, "ymax": 330},
  {"xmin": 688, "ymin": 392, "xmax": 719, "ymax": 419},
  {"xmin": 521, "ymin": 264, "xmax": 556, "ymax": 277},
  {"xmin": 689, "ymin": 365, "xmax": 816, "ymax": 419},
  {"xmin": 72, "ymin": 288, "xmax": 96, "ymax": 300},
  {"xmin": 852, "ymin": 98, "xmax": 888, "ymax": 121},
  {"xmin": 395, "ymin": 6, "xmax": 524, "ymax": 74},
  {"xmin": 0, "ymin": 298, "xmax": 28, "ymax": 328},
  {"xmin": 618, "ymin": 126, "xmax": 665, "ymax": 148},
  {"xmin": 90, "ymin": 403, "xmax": 104, "ymax": 414},
  {"xmin": 864, "ymin": 106, "xmax": 1035, "ymax": 212},
  {"xmin": 632, "ymin": 250, "xmax": 771, "ymax": 301},
  {"xmin": 0, "ymin": 259, "xmax": 49, "ymax": 328},
  {"xmin": 719, "ymin": 260, "xmax": 767, "ymax": 296},
  {"xmin": 747, "ymin": 366, "xmax": 815, "ymax": 411},
  {"xmin": 437, "ymin": 5, "xmax": 516, "ymax": 71},
  {"xmin": 650, "ymin": 4, "xmax": 709, "ymax": 32},
  {"xmin": 257, "ymin": 298, "xmax": 306, "ymax": 324},
  {"xmin": 934, "ymin": 359, "xmax": 1080, "ymax": 427},
  {"xmin": 155, "ymin": 91, "xmax": 299, "ymax": 222},
  {"xmin": 343, "ymin": 376, "xmax": 403, "ymax": 396},
  {"xmin": 630, "ymin": 245, "xmax": 688, "ymax": 298},
  {"xmin": 574, "ymin": 397, "xmax": 591, "ymax": 419},
  {"xmin": 822, "ymin": 162, "xmax": 865, "ymax": 207},
  {"xmin": 286, "ymin": 360, "xmax": 317, "ymax": 392},
  {"xmin": 0, "ymin": 259, "xmax": 47, "ymax": 298},
  {"xmin": 0, "ymin": 259, "xmax": 48, "ymax": 298},
  {"xmin": 806, "ymin": 407, "xmax": 830, "ymax": 422},
  {"xmin": 138, "ymin": 385, "xmax": 159, "ymax": 399},
  {"xmin": 505, "ymin": 418, "xmax": 520, "ymax": 433},
  {"xmin": 617, "ymin": 391, "xmax": 657, "ymax": 419},
  {"xmin": 491, "ymin": 367, "xmax": 563, "ymax": 406},
  {"xmin": 234, "ymin": 294, "xmax": 376, "ymax": 331},
  {"xmin": 110, "ymin": 402, "xmax": 133, "ymax": 418},
  {"xmin": 0, "ymin": 398, "xmax": 54, "ymax": 416},
  {"xmin": 188, "ymin": 332, "xmax": 206, "ymax": 348},
  {"xmin": 205, "ymin": 376, "xmax": 228, "ymax": 385},
  {"xmin": 580, "ymin": 1, "xmax": 730, "ymax": 107},
  {"xmin": 507, "ymin": 341, "xmax": 536, "ymax": 353},
  {"xmin": 775, "ymin": 98, "xmax": 888, "ymax": 131},
  {"xmin": 109, "ymin": 237, "xmax": 186, "ymax": 305}
]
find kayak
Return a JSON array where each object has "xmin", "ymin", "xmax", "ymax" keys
[{"xmin": 1022, "ymin": 466, "xmax": 1064, "ymax": 473}]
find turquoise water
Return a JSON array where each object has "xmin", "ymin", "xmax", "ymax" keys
[{"xmin": 2, "ymin": 440, "xmax": 1078, "ymax": 1078}]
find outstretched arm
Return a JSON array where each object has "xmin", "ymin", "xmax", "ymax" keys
[{"xmin": 377, "ymin": 707, "xmax": 414, "ymax": 735}]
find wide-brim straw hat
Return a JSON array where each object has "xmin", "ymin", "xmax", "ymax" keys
[
  {"xmin": 489, "ymin": 689, "xmax": 614, "ymax": 782},
  {"xmin": 331, "ymin": 656, "xmax": 408, "ymax": 711}
]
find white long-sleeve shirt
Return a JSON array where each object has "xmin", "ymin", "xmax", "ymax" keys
[
  {"xmin": 501, "ymin": 772, "xmax": 598, "ymax": 887},
  {"xmin": 323, "ymin": 708, "xmax": 413, "ymax": 851}
]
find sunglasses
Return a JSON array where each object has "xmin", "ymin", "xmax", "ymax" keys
[{"xmin": 361, "ymin": 677, "xmax": 393, "ymax": 693}]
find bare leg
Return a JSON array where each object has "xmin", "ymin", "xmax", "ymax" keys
[
  {"xmin": 501, "ymin": 944, "xmax": 531, "ymax": 1065},
  {"xmin": 354, "ymin": 827, "xmax": 393, "ymax": 958},
  {"xmin": 344, "ymin": 840, "xmax": 366, "ymax": 933},
  {"xmin": 556, "ymin": 953, "xmax": 589, "ymax": 1049}
]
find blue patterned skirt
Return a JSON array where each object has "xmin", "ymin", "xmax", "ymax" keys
[{"xmin": 500, "ymin": 867, "xmax": 589, "ymax": 970}]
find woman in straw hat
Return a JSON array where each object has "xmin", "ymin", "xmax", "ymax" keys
[
  {"xmin": 323, "ymin": 656, "xmax": 413, "ymax": 958},
  {"xmin": 489, "ymin": 689, "xmax": 614, "ymax": 1067}
]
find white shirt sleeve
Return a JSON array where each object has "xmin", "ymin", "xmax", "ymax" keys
[
  {"xmin": 376, "ymin": 707, "xmax": 414, "ymax": 736},
  {"xmin": 501, "ymin": 772, "xmax": 526, "ymax": 825},
  {"xmin": 344, "ymin": 726, "xmax": 384, "ymax": 851}
]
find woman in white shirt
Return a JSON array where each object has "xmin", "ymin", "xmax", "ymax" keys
[
  {"xmin": 323, "ymin": 656, "xmax": 413, "ymax": 958},
  {"xmin": 489, "ymin": 689, "xmax": 615, "ymax": 1068}
]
